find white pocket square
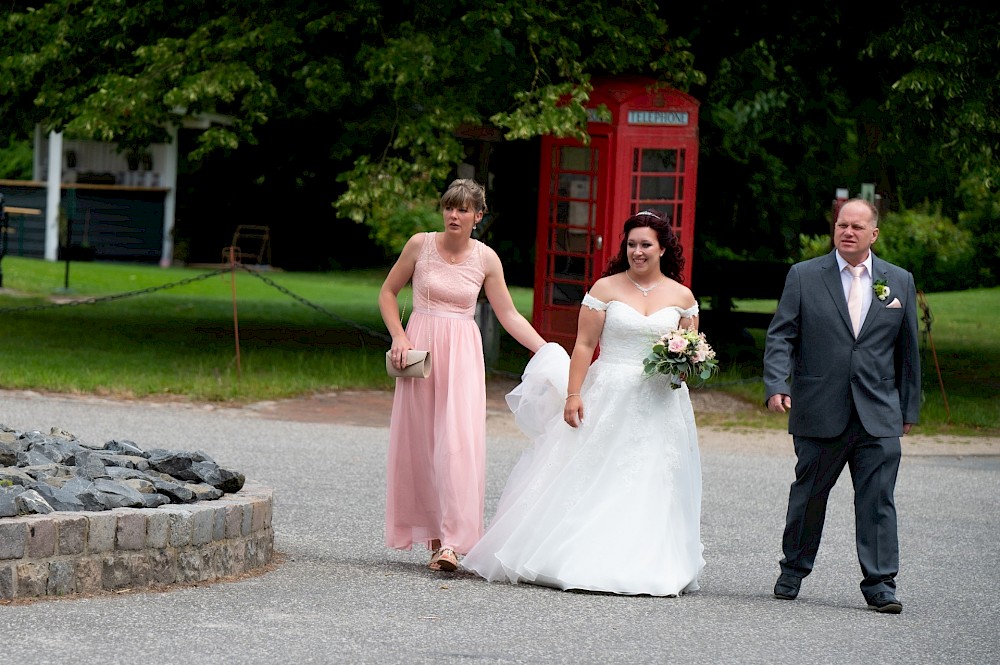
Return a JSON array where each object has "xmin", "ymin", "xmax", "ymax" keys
[{"xmin": 886, "ymin": 298, "xmax": 902, "ymax": 308}]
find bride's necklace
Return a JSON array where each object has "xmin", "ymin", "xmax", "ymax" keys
[{"xmin": 625, "ymin": 269, "xmax": 663, "ymax": 297}]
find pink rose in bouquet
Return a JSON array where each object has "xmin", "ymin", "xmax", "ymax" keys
[{"xmin": 642, "ymin": 327, "xmax": 720, "ymax": 390}]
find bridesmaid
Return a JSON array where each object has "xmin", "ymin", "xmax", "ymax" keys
[{"xmin": 378, "ymin": 179, "xmax": 546, "ymax": 571}]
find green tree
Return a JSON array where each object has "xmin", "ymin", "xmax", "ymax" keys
[
  {"xmin": 0, "ymin": 132, "xmax": 32, "ymax": 179},
  {"xmin": 799, "ymin": 203, "xmax": 977, "ymax": 292},
  {"xmin": 867, "ymin": 4, "xmax": 1000, "ymax": 283},
  {"xmin": 676, "ymin": 2, "xmax": 998, "ymax": 287},
  {"xmin": 3, "ymin": 1, "xmax": 996, "ymax": 288},
  {"xmin": 0, "ymin": 0, "xmax": 701, "ymax": 257}
]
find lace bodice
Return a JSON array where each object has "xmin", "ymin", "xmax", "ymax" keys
[
  {"xmin": 413, "ymin": 232, "xmax": 486, "ymax": 316},
  {"xmin": 582, "ymin": 293, "xmax": 699, "ymax": 366}
]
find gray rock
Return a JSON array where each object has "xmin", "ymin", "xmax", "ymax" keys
[
  {"xmin": 61, "ymin": 476, "xmax": 95, "ymax": 495},
  {"xmin": 123, "ymin": 478, "xmax": 156, "ymax": 494},
  {"xmin": 185, "ymin": 483, "xmax": 224, "ymax": 501},
  {"xmin": 0, "ymin": 467, "xmax": 34, "ymax": 486},
  {"xmin": 190, "ymin": 461, "xmax": 245, "ymax": 492},
  {"xmin": 36, "ymin": 475, "xmax": 69, "ymax": 488},
  {"xmin": 147, "ymin": 450, "xmax": 200, "ymax": 480},
  {"xmin": 104, "ymin": 466, "xmax": 150, "ymax": 481},
  {"xmin": 92, "ymin": 452, "xmax": 150, "ymax": 471},
  {"xmin": 93, "ymin": 479, "xmax": 147, "ymax": 508},
  {"xmin": 16, "ymin": 447, "xmax": 55, "ymax": 467},
  {"xmin": 0, "ymin": 485, "xmax": 26, "ymax": 517},
  {"xmin": 103, "ymin": 439, "xmax": 147, "ymax": 456},
  {"xmin": 17, "ymin": 430, "xmax": 48, "ymax": 445},
  {"xmin": 21, "ymin": 464, "xmax": 71, "ymax": 480},
  {"xmin": 142, "ymin": 493, "xmax": 172, "ymax": 508},
  {"xmin": 48, "ymin": 427, "xmax": 78, "ymax": 440},
  {"xmin": 74, "ymin": 450, "xmax": 108, "ymax": 480},
  {"xmin": 2, "ymin": 423, "xmax": 246, "ymax": 514},
  {"xmin": 15, "ymin": 489, "xmax": 54, "ymax": 515},
  {"xmin": 59, "ymin": 477, "xmax": 109, "ymax": 510},
  {"xmin": 0, "ymin": 423, "xmax": 20, "ymax": 445},
  {"xmin": 217, "ymin": 468, "xmax": 245, "ymax": 494},
  {"xmin": 152, "ymin": 480, "xmax": 196, "ymax": 503},
  {"xmin": 31, "ymin": 483, "xmax": 86, "ymax": 512},
  {"xmin": 29, "ymin": 438, "xmax": 85, "ymax": 465}
]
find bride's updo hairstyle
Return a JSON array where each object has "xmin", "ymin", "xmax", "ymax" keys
[
  {"xmin": 440, "ymin": 178, "xmax": 488, "ymax": 213},
  {"xmin": 602, "ymin": 210, "xmax": 685, "ymax": 282}
]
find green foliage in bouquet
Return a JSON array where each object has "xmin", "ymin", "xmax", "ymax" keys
[{"xmin": 643, "ymin": 328, "xmax": 720, "ymax": 390}]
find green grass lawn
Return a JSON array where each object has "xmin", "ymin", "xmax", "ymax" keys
[
  {"xmin": 1, "ymin": 256, "xmax": 996, "ymax": 436},
  {"xmin": 701, "ymin": 289, "xmax": 1000, "ymax": 437}
]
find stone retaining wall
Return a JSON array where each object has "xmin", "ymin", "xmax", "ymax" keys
[{"xmin": 0, "ymin": 483, "xmax": 273, "ymax": 601}]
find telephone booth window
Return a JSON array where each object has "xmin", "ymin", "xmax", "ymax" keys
[
  {"xmin": 550, "ymin": 146, "xmax": 598, "ymax": 301},
  {"xmin": 534, "ymin": 141, "xmax": 605, "ymax": 348},
  {"xmin": 630, "ymin": 147, "xmax": 686, "ymax": 232},
  {"xmin": 532, "ymin": 78, "xmax": 699, "ymax": 351}
]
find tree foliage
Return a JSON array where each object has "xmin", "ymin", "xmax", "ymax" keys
[
  {"xmin": 1, "ymin": 1, "xmax": 996, "ymax": 287},
  {"xmin": 672, "ymin": 1, "xmax": 998, "ymax": 286},
  {"xmin": 0, "ymin": 0, "xmax": 701, "ymax": 256},
  {"xmin": 800, "ymin": 203, "xmax": 977, "ymax": 293}
]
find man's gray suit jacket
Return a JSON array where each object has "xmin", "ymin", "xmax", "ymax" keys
[{"xmin": 764, "ymin": 250, "xmax": 921, "ymax": 439}]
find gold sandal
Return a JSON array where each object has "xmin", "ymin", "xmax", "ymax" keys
[{"xmin": 428, "ymin": 547, "xmax": 458, "ymax": 572}]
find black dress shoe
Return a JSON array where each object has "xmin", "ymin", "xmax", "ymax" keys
[
  {"xmin": 773, "ymin": 574, "xmax": 801, "ymax": 600},
  {"xmin": 867, "ymin": 591, "xmax": 903, "ymax": 614}
]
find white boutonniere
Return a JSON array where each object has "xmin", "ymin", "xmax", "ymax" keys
[{"xmin": 873, "ymin": 279, "xmax": 890, "ymax": 301}]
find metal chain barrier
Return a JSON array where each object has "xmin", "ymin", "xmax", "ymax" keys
[
  {"xmin": 0, "ymin": 267, "xmax": 231, "ymax": 314},
  {"xmin": 0, "ymin": 265, "xmax": 390, "ymax": 344},
  {"xmin": 1, "ymin": 263, "xmax": 765, "ymax": 384},
  {"xmin": 236, "ymin": 265, "xmax": 390, "ymax": 343}
]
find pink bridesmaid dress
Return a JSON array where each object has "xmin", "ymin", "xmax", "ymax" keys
[{"xmin": 385, "ymin": 232, "xmax": 488, "ymax": 555}]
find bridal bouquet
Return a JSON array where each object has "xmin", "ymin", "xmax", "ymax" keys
[{"xmin": 643, "ymin": 327, "xmax": 720, "ymax": 390}]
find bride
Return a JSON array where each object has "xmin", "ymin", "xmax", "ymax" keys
[{"xmin": 462, "ymin": 210, "xmax": 705, "ymax": 596}]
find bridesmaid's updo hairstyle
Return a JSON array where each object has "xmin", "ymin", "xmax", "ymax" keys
[
  {"xmin": 441, "ymin": 178, "xmax": 487, "ymax": 213},
  {"xmin": 602, "ymin": 210, "xmax": 685, "ymax": 282}
]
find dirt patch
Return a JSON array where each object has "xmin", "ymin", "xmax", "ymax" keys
[
  {"xmin": 242, "ymin": 379, "xmax": 1000, "ymax": 457},
  {"xmin": 243, "ymin": 378, "xmax": 751, "ymax": 428},
  {"xmin": 5, "ymin": 384, "xmax": 994, "ymax": 457}
]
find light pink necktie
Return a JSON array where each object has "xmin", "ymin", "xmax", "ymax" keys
[{"xmin": 847, "ymin": 264, "xmax": 865, "ymax": 337}]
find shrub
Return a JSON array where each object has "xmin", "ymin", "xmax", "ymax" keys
[
  {"xmin": 799, "ymin": 202, "xmax": 977, "ymax": 292},
  {"xmin": 875, "ymin": 204, "xmax": 977, "ymax": 292}
]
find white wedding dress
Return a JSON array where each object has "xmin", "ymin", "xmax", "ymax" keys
[{"xmin": 463, "ymin": 294, "xmax": 704, "ymax": 596}]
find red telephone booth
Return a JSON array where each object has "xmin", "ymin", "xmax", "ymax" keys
[{"xmin": 532, "ymin": 77, "xmax": 700, "ymax": 351}]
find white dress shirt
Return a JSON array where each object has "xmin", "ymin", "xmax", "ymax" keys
[{"xmin": 836, "ymin": 252, "xmax": 873, "ymax": 324}]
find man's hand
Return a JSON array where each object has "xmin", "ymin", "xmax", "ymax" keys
[{"xmin": 767, "ymin": 394, "xmax": 792, "ymax": 413}]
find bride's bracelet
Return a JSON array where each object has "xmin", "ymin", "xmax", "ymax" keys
[{"xmin": 566, "ymin": 393, "xmax": 581, "ymax": 400}]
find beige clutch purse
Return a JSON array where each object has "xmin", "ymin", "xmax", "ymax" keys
[
  {"xmin": 386, "ymin": 350, "xmax": 432, "ymax": 379},
  {"xmin": 387, "ymin": 269, "xmax": 432, "ymax": 379}
]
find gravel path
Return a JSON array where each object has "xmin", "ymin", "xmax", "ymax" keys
[{"xmin": 1, "ymin": 387, "xmax": 997, "ymax": 665}]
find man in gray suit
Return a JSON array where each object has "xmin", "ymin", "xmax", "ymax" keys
[{"xmin": 764, "ymin": 198, "xmax": 921, "ymax": 613}]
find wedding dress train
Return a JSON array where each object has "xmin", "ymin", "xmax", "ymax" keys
[{"xmin": 463, "ymin": 295, "xmax": 705, "ymax": 596}]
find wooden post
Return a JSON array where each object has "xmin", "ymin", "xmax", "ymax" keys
[{"xmin": 226, "ymin": 247, "xmax": 242, "ymax": 379}]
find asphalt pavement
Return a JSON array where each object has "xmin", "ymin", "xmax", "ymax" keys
[{"xmin": 1, "ymin": 389, "xmax": 998, "ymax": 665}]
